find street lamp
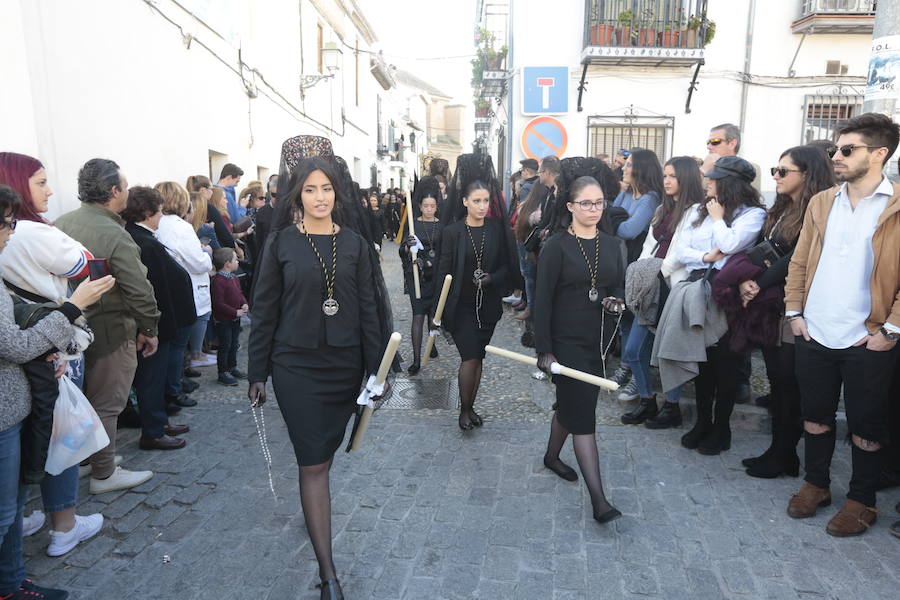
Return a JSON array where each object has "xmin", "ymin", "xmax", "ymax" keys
[{"xmin": 300, "ymin": 42, "xmax": 342, "ymax": 90}]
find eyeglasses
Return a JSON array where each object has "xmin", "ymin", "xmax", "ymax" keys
[
  {"xmin": 707, "ymin": 138, "xmax": 727, "ymax": 146},
  {"xmin": 270, "ymin": 192, "xmax": 278, "ymax": 199},
  {"xmin": 0, "ymin": 218, "xmax": 17, "ymax": 231},
  {"xmin": 571, "ymin": 200, "xmax": 605, "ymax": 211},
  {"xmin": 828, "ymin": 144, "xmax": 885, "ymax": 158},
  {"xmin": 770, "ymin": 167, "xmax": 802, "ymax": 178}
]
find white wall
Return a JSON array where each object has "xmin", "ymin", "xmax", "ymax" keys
[
  {"xmin": 494, "ymin": 0, "xmax": 873, "ymax": 195},
  {"xmin": 2, "ymin": 0, "xmax": 382, "ymax": 219}
]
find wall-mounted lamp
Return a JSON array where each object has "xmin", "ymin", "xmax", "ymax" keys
[{"xmin": 301, "ymin": 42, "xmax": 342, "ymax": 90}]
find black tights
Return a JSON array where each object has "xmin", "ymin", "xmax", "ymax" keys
[
  {"xmin": 761, "ymin": 342, "xmax": 802, "ymax": 458},
  {"xmin": 299, "ymin": 457, "xmax": 336, "ymax": 580},
  {"xmin": 544, "ymin": 412, "xmax": 615, "ymax": 515},
  {"xmin": 458, "ymin": 358, "xmax": 483, "ymax": 427},
  {"xmin": 410, "ymin": 314, "xmax": 425, "ymax": 366}
]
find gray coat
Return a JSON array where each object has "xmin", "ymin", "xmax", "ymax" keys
[
  {"xmin": 0, "ymin": 288, "xmax": 76, "ymax": 432},
  {"xmin": 650, "ymin": 277, "xmax": 727, "ymax": 393}
]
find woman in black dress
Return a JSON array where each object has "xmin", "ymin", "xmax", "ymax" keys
[
  {"xmin": 535, "ymin": 175, "xmax": 625, "ymax": 524},
  {"xmin": 436, "ymin": 155, "xmax": 520, "ymax": 431},
  {"xmin": 400, "ymin": 178, "xmax": 443, "ymax": 374},
  {"xmin": 248, "ymin": 157, "xmax": 383, "ymax": 600},
  {"xmin": 368, "ymin": 192, "xmax": 384, "ymax": 242}
]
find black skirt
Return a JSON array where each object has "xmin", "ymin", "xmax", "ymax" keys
[
  {"xmin": 552, "ymin": 342, "xmax": 603, "ymax": 435},
  {"xmin": 449, "ymin": 304, "xmax": 497, "ymax": 361},
  {"xmin": 271, "ymin": 343, "xmax": 363, "ymax": 466}
]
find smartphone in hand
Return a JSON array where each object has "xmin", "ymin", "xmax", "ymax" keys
[{"xmin": 88, "ymin": 258, "xmax": 110, "ymax": 280}]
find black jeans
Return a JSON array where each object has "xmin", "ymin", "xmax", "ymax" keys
[
  {"xmin": 133, "ymin": 340, "xmax": 170, "ymax": 439},
  {"xmin": 795, "ymin": 336, "xmax": 898, "ymax": 505},
  {"xmin": 694, "ymin": 332, "xmax": 747, "ymax": 426},
  {"xmin": 761, "ymin": 342, "xmax": 802, "ymax": 458},
  {"xmin": 214, "ymin": 319, "xmax": 241, "ymax": 375}
]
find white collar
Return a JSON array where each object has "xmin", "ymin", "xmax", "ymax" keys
[{"xmin": 836, "ymin": 176, "xmax": 894, "ymax": 204}]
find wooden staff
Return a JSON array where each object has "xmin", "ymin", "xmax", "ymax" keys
[
  {"xmin": 405, "ymin": 195, "xmax": 421, "ymax": 298},
  {"xmin": 348, "ymin": 332, "xmax": 402, "ymax": 452},
  {"xmin": 395, "ymin": 204, "xmax": 407, "ymax": 242},
  {"xmin": 485, "ymin": 345, "xmax": 619, "ymax": 391},
  {"xmin": 422, "ymin": 274, "xmax": 452, "ymax": 368}
]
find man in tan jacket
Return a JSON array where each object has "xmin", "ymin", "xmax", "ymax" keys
[{"xmin": 783, "ymin": 113, "xmax": 900, "ymax": 537}]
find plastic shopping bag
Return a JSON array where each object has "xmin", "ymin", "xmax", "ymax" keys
[{"xmin": 45, "ymin": 375, "xmax": 110, "ymax": 475}]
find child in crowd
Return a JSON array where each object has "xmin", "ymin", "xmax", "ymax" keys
[{"xmin": 211, "ymin": 248, "xmax": 248, "ymax": 386}]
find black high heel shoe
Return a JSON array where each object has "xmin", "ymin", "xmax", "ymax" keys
[
  {"xmin": 430, "ymin": 345, "xmax": 438, "ymax": 358},
  {"xmin": 407, "ymin": 363, "xmax": 421, "ymax": 376},
  {"xmin": 458, "ymin": 413, "xmax": 475, "ymax": 431},
  {"xmin": 317, "ymin": 578, "xmax": 344, "ymax": 600},
  {"xmin": 594, "ymin": 506, "xmax": 622, "ymax": 524},
  {"xmin": 543, "ymin": 456, "xmax": 578, "ymax": 482},
  {"xmin": 468, "ymin": 409, "xmax": 483, "ymax": 427}
]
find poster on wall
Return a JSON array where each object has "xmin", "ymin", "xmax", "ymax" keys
[{"xmin": 865, "ymin": 35, "xmax": 900, "ymax": 102}]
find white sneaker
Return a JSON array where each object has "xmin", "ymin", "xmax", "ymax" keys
[
  {"xmin": 47, "ymin": 513, "xmax": 104, "ymax": 556},
  {"xmin": 23, "ymin": 510, "xmax": 45, "ymax": 537},
  {"xmin": 502, "ymin": 293, "xmax": 522, "ymax": 304},
  {"xmin": 89, "ymin": 466, "xmax": 153, "ymax": 494},
  {"xmin": 190, "ymin": 354, "xmax": 218, "ymax": 368},
  {"xmin": 78, "ymin": 455, "xmax": 123, "ymax": 479}
]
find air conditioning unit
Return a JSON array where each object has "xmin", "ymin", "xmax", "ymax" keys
[{"xmin": 825, "ymin": 61, "xmax": 848, "ymax": 75}]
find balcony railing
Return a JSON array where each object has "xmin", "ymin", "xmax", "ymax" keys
[
  {"xmin": 792, "ymin": 0, "xmax": 876, "ymax": 34},
  {"xmin": 583, "ymin": 0, "xmax": 710, "ymax": 66}
]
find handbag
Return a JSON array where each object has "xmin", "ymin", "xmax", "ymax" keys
[
  {"xmin": 45, "ymin": 376, "xmax": 109, "ymax": 475},
  {"xmin": 523, "ymin": 226, "xmax": 542, "ymax": 253},
  {"xmin": 747, "ymin": 239, "xmax": 786, "ymax": 269}
]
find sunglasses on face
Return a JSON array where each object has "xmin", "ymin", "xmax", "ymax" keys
[
  {"xmin": 770, "ymin": 167, "xmax": 802, "ymax": 178},
  {"xmin": 0, "ymin": 218, "xmax": 17, "ymax": 231},
  {"xmin": 828, "ymin": 144, "xmax": 884, "ymax": 158},
  {"xmin": 707, "ymin": 138, "xmax": 727, "ymax": 146}
]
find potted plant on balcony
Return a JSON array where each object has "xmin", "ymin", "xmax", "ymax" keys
[
  {"xmin": 474, "ymin": 99, "xmax": 491, "ymax": 118},
  {"xmin": 702, "ymin": 19, "xmax": 716, "ymax": 46},
  {"xmin": 470, "ymin": 51, "xmax": 485, "ymax": 86},
  {"xmin": 589, "ymin": 1, "xmax": 615, "ymax": 45},
  {"xmin": 486, "ymin": 44, "xmax": 507, "ymax": 70},
  {"xmin": 616, "ymin": 10, "xmax": 634, "ymax": 46},
  {"xmin": 636, "ymin": 8, "xmax": 657, "ymax": 47},
  {"xmin": 685, "ymin": 13, "xmax": 716, "ymax": 48},
  {"xmin": 661, "ymin": 11, "xmax": 683, "ymax": 48}
]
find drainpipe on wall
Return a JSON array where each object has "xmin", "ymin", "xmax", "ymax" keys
[
  {"xmin": 738, "ymin": 0, "xmax": 756, "ymax": 134},
  {"xmin": 503, "ymin": 0, "xmax": 514, "ymax": 205}
]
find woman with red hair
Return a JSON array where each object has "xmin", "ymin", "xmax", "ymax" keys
[{"xmin": 0, "ymin": 152, "xmax": 104, "ymax": 557}]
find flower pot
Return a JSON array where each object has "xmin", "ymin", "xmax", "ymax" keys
[
  {"xmin": 590, "ymin": 24, "xmax": 615, "ymax": 45},
  {"xmin": 616, "ymin": 26, "xmax": 632, "ymax": 46},
  {"xmin": 475, "ymin": 107, "xmax": 490, "ymax": 118},
  {"xmin": 684, "ymin": 28, "xmax": 698, "ymax": 48},
  {"xmin": 638, "ymin": 28, "xmax": 657, "ymax": 47},
  {"xmin": 486, "ymin": 56, "xmax": 503, "ymax": 70},
  {"xmin": 660, "ymin": 29, "xmax": 679, "ymax": 48}
]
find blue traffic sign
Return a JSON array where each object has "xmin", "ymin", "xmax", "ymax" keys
[{"xmin": 522, "ymin": 66, "xmax": 569, "ymax": 115}]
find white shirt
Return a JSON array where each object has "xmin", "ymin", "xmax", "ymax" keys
[
  {"xmin": 676, "ymin": 204, "xmax": 766, "ymax": 273},
  {"xmin": 804, "ymin": 178, "xmax": 896, "ymax": 349},
  {"xmin": 0, "ymin": 220, "xmax": 91, "ymax": 303},
  {"xmin": 155, "ymin": 214, "xmax": 213, "ymax": 316}
]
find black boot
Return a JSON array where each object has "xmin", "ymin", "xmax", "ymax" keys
[
  {"xmin": 745, "ymin": 394, "xmax": 800, "ymax": 477},
  {"xmin": 620, "ymin": 395, "xmax": 658, "ymax": 425},
  {"xmin": 681, "ymin": 395, "xmax": 713, "ymax": 449},
  {"xmin": 698, "ymin": 396, "xmax": 734, "ymax": 455},
  {"xmin": 645, "ymin": 401, "xmax": 682, "ymax": 429}
]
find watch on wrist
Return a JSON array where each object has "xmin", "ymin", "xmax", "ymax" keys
[{"xmin": 879, "ymin": 326, "xmax": 900, "ymax": 343}]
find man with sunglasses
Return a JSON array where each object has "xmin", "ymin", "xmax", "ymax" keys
[
  {"xmin": 702, "ymin": 123, "xmax": 761, "ymax": 193},
  {"xmin": 784, "ymin": 112, "xmax": 900, "ymax": 537}
]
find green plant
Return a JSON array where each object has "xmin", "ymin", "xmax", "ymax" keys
[
  {"xmin": 703, "ymin": 19, "xmax": 716, "ymax": 45},
  {"xmin": 687, "ymin": 14, "xmax": 702, "ymax": 30},
  {"xmin": 617, "ymin": 10, "xmax": 633, "ymax": 27}
]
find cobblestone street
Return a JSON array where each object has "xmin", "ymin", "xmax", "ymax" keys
[{"xmin": 23, "ymin": 241, "xmax": 900, "ymax": 600}]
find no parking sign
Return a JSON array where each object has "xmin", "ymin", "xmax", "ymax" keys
[{"xmin": 520, "ymin": 116, "xmax": 568, "ymax": 160}]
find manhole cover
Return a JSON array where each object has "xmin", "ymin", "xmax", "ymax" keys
[{"xmin": 381, "ymin": 377, "xmax": 456, "ymax": 409}]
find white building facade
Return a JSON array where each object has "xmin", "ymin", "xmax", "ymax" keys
[
  {"xmin": 1, "ymin": 0, "xmax": 425, "ymax": 217},
  {"xmin": 475, "ymin": 0, "xmax": 877, "ymax": 198}
]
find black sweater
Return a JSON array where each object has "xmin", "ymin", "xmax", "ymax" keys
[{"xmin": 534, "ymin": 230, "xmax": 625, "ymax": 354}]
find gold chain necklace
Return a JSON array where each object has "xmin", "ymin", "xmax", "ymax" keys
[
  {"xmin": 571, "ymin": 226, "xmax": 601, "ymax": 302},
  {"xmin": 302, "ymin": 219, "xmax": 339, "ymax": 315}
]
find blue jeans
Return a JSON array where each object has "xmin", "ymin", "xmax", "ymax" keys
[
  {"xmin": 621, "ymin": 317, "xmax": 683, "ymax": 403},
  {"xmin": 516, "ymin": 242, "xmax": 536, "ymax": 312},
  {"xmin": 189, "ymin": 311, "xmax": 211, "ymax": 356},
  {"xmin": 0, "ymin": 422, "xmax": 26, "ymax": 594},
  {"xmin": 214, "ymin": 320, "xmax": 241, "ymax": 375},
  {"xmin": 166, "ymin": 324, "xmax": 194, "ymax": 396}
]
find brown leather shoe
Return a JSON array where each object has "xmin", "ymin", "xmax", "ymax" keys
[
  {"xmin": 139, "ymin": 435, "xmax": 187, "ymax": 451},
  {"xmin": 164, "ymin": 424, "xmax": 190, "ymax": 436},
  {"xmin": 787, "ymin": 482, "xmax": 832, "ymax": 518},
  {"xmin": 826, "ymin": 499, "xmax": 878, "ymax": 537}
]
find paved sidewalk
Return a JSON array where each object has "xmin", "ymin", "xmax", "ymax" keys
[{"xmin": 20, "ymin": 241, "xmax": 900, "ymax": 599}]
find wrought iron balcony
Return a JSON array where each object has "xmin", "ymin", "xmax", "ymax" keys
[
  {"xmin": 791, "ymin": 0, "xmax": 876, "ymax": 34},
  {"xmin": 582, "ymin": 0, "xmax": 710, "ymax": 67}
]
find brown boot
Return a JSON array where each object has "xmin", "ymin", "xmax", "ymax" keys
[
  {"xmin": 787, "ymin": 482, "xmax": 831, "ymax": 518},
  {"xmin": 825, "ymin": 499, "xmax": 878, "ymax": 537}
]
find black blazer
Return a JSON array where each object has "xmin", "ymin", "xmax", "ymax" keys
[
  {"xmin": 207, "ymin": 203, "xmax": 235, "ymax": 249},
  {"xmin": 125, "ymin": 223, "xmax": 196, "ymax": 342},
  {"xmin": 534, "ymin": 230, "xmax": 625, "ymax": 354},
  {"xmin": 248, "ymin": 226, "xmax": 382, "ymax": 383},
  {"xmin": 436, "ymin": 217, "xmax": 522, "ymax": 331}
]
